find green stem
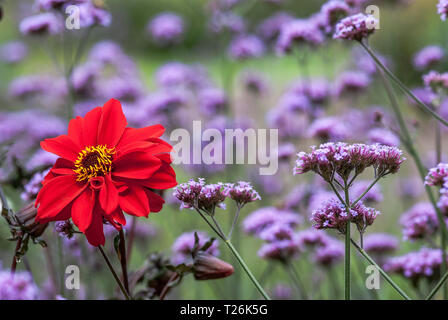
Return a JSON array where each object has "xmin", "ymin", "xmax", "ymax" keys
[
  {"xmin": 228, "ymin": 204, "xmax": 242, "ymax": 239},
  {"xmin": 426, "ymin": 269, "xmax": 448, "ymax": 300},
  {"xmin": 351, "ymin": 176, "xmax": 382, "ymax": 207},
  {"xmin": 372, "ymin": 51, "xmax": 448, "ymax": 298},
  {"xmin": 343, "ymin": 183, "xmax": 351, "ymax": 300},
  {"xmin": 118, "ymin": 229, "xmax": 130, "ymax": 294},
  {"xmin": 98, "ymin": 246, "xmax": 130, "ymax": 300},
  {"xmin": 360, "ymin": 41, "xmax": 448, "ymax": 127},
  {"xmin": 351, "ymin": 239, "xmax": 411, "ymax": 300},
  {"xmin": 225, "ymin": 240, "xmax": 271, "ymax": 300}
]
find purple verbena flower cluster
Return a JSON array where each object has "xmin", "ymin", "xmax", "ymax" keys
[{"xmin": 294, "ymin": 142, "xmax": 405, "ymax": 181}]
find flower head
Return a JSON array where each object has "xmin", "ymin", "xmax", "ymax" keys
[
  {"xmin": 364, "ymin": 233, "xmax": 399, "ymax": 255},
  {"xmin": 276, "ymin": 19, "xmax": 324, "ymax": 54},
  {"xmin": 228, "ymin": 35, "xmax": 265, "ymax": 60},
  {"xmin": 243, "ymin": 207, "xmax": 301, "ymax": 236},
  {"xmin": 333, "ymin": 13, "xmax": 377, "ymax": 41},
  {"xmin": 413, "ymin": 46, "xmax": 444, "ymax": 71},
  {"xmin": 294, "ymin": 142, "xmax": 405, "ymax": 181},
  {"xmin": 147, "ymin": 12, "xmax": 184, "ymax": 46},
  {"xmin": 311, "ymin": 198, "xmax": 380, "ymax": 233},
  {"xmin": 423, "ymin": 71, "xmax": 448, "ymax": 92},
  {"xmin": 400, "ymin": 202, "xmax": 438, "ymax": 241},
  {"xmin": 173, "ymin": 179, "xmax": 227, "ymax": 213},
  {"xmin": 0, "ymin": 270, "xmax": 38, "ymax": 300},
  {"xmin": 224, "ymin": 181, "xmax": 261, "ymax": 206},
  {"xmin": 35, "ymin": 99, "xmax": 177, "ymax": 246},
  {"xmin": 385, "ymin": 248, "xmax": 446, "ymax": 283},
  {"xmin": 438, "ymin": 0, "xmax": 448, "ymax": 21},
  {"xmin": 20, "ymin": 13, "xmax": 63, "ymax": 35},
  {"xmin": 425, "ymin": 163, "xmax": 448, "ymax": 187}
]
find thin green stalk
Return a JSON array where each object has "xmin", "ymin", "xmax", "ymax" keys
[
  {"xmin": 351, "ymin": 176, "xmax": 382, "ymax": 208},
  {"xmin": 351, "ymin": 239, "xmax": 411, "ymax": 300},
  {"xmin": 228, "ymin": 204, "xmax": 242, "ymax": 239},
  {"xmin": 283, "ymin": 262, "xmax": 305, "ymax": 299},
  {"xmin": 98, "ymin": 246, "xmax": 130, "ymax": 300},
  {"xmin": 360, "ymin": 41, "xmax": 448, "ymax": 127},
  {"xmin": 426, "ymin": 269, "xmax": 448, "ymax": 300},
  {"xmin": 343, "ymin": 182, "xmax": 351, "ymax": 300},
  {"xmin": 225, "ymin": 240, "xmax": 271, "ymax": 300},
  {"xmin": 289, "ymin": 262, "xmax": 308, "ymax": 300},
  {"xmin": 372, "ymin": 56, "xmax": 448, "ymax": 298},
  {"xmin": 118, "ymin": 229, "xmax": 130, "ymax": 294}
]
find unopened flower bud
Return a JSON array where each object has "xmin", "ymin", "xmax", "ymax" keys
[
  {"xmin": 15, "ymin": 202, "xmax": 47, "ymax": 238},
  {"xmin": 193, "ymin": 252, "xmax": 234, "ymax": 280}
]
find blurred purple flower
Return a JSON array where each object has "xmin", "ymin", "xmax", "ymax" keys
[
  {"xmin": 413, "ymin": 45, "xmax": 444, "ymax": 71},
  {"xmin": 385, "ymin": 248, "xmax": 445, "ymax": 281},
  {"xmin": 20, "ymin": 12, "xmax": 63, "ymax": 35},
  {"xmin": 147, "ymin": 12, "xmax": 184, "ymax": 46},
  {"xmin": 367, "ymin": 128, "xmax": 400, "ymax": 147},
  {"xmin": 350, "ymin": 179, "xmax": 383, "ymax": 204},
  {"xmin": 400, "ymin": 202, "xmax": 438, "ymax": 241},
  {"xmin": 172, "ymin": 231, "xmax": 219, "ymax": 265},
  {"xmin": 0, "ymin": 270, "xmax": 38, "ymax": 300},
  {"xmin": 307, "ymin": 116, "xmax": 348, "ymax": 142},
  {"xmin": 0, "ymin": 41, "xmax": 28, "ymax": 64},
  {"xmin": 314, "ymin": 239, "xmax": 344, "ymax": 267},
  {"xmin": 198, "ymin": 88, "xmax": 228, "ymax": 115},
  {"xmin": 257, "ymin": 12, "xmax": 294, "ymax": 41},
  {"xmin": 228, "ymin": 34, "xmax": 265, "ymax": 60},
  {"xmin": 333, "ymin": 13, "xmax": 377, "ymax": 41},
  {"xmin": 243, "ymin": 207, "xmax": 301, "ymax": 236},
  {"xmin": 334, "ymin": 71, "xmax": 370, "ymax": 97},
  {"xmin": 438, "ymin": 0, "xmax": 448, "ymax": 21},
  {"xmin": 364, "ymin": 233, "xmax": 399, "ymax": 255},
  {"xmin": 276, "ymin": 19, "xmax": 324, "ymax": 54}
]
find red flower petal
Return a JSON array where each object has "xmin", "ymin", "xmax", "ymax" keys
[
  {"xmin": 145, "ymin": 189, "xmax": 165, "ymax": 213},
  {"xmin": 118, "ymin": 186, "xmax": 149, "ymax": 217},
  {"xmin": 82, "ymin": 107, "xmax": 102, "ymax": 147},
  {"xmin": 140, "ymin": 163, "xmax": 177, "ymax": 189},
  {"xmin": 84, "ymin": 205, "xmax": 105, "ymax": 247},
  {"xmin": 71, "ymin": 188, "xmax": 95, "ymax": 232},
  {"xmin": 36, "ymin": 175, "xmax": 86, "ymax": 220},
  {"xmin": 116, "ymin": 125, "xmax": 165, "ymax": 149},
  {"xmin": 41, "ymin": 135, "xmax": 80, "ymax": 162},
  {"xmin": 99, "ymin": 174, "xmax": 119, "ymax": 214},
  {"xmin": 97, "ymin": 99, "xmax": 127, "ymax": 148},
  {"xmin": 36, "ymin": 203, "xmax": 72, "ymax": 224},
  {"xmin": 105, "ymin": 208, "xmax": 126, "ymax": 229},
  {"xmin": 68, "ymin": 116, "xmax": 84, "ymax": 148},
  {"xmin": 113, "ymin": 152, "xmax": 162, "ymax": 180}
]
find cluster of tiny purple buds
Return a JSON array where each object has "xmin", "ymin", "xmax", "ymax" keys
[
  {"xmin": 294, "ymin": 142, "xmax": 405, "ymax": 182},
  {"xmin": 425, "ymin": 163, "xmax": 448, "ymax": 187},
  {"xmin": 363, "ymin": 233, "xmax": 399, "ymax": 255},
  {"xmin": 224, "ymin": 181, "xmax": 261, "ymax": 206},
  {"xmin": 0, "ymin": 269, "xmax": 38, "ymax": 300},
  {"xmin": 243, "ymin": 207, "xmax": 301, "ymax": 236},
  {"xmin": 438, "ymin": 0, "xmax": 448, "ymax": 21},
  {"xmin": 384, "ymin": 248, "xmax": 446, "ymax": 283},
  {"xmin": 257, "ymin": 223, "xmax": 301, "ymax": 262},
  {"xmin": 423, "ymin": 71, "xmax": 448, "ymax": 92},
  {"xmin": 174, "ymin": 179, "xmax": 260, "ymax": 214},
  {"xmin": 311, "ymin": 198, "xmax": 379, "ymax": 234},
  {"xmin": 333, "ymin": 13, "xmax": 377, "ymax": 41},
  {"xmin": 54, "ymin": 220, "xmax": 75, "ymax": 239},
  {"xmin": 413, "ymin": 45, "xmax": 444, "ymax": 71},
  {"xmin": 400, "ymin": 202, "xmax": 439, "ymax": 241}
]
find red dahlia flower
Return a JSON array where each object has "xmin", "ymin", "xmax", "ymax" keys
[{"xmin": 35, "ymin": 99, "xmax": 177, "ymax": 246}]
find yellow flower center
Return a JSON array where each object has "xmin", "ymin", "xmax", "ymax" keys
[{"xmin": 73, "ymin": 145, "xmax": 116, "ymax": 182}]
